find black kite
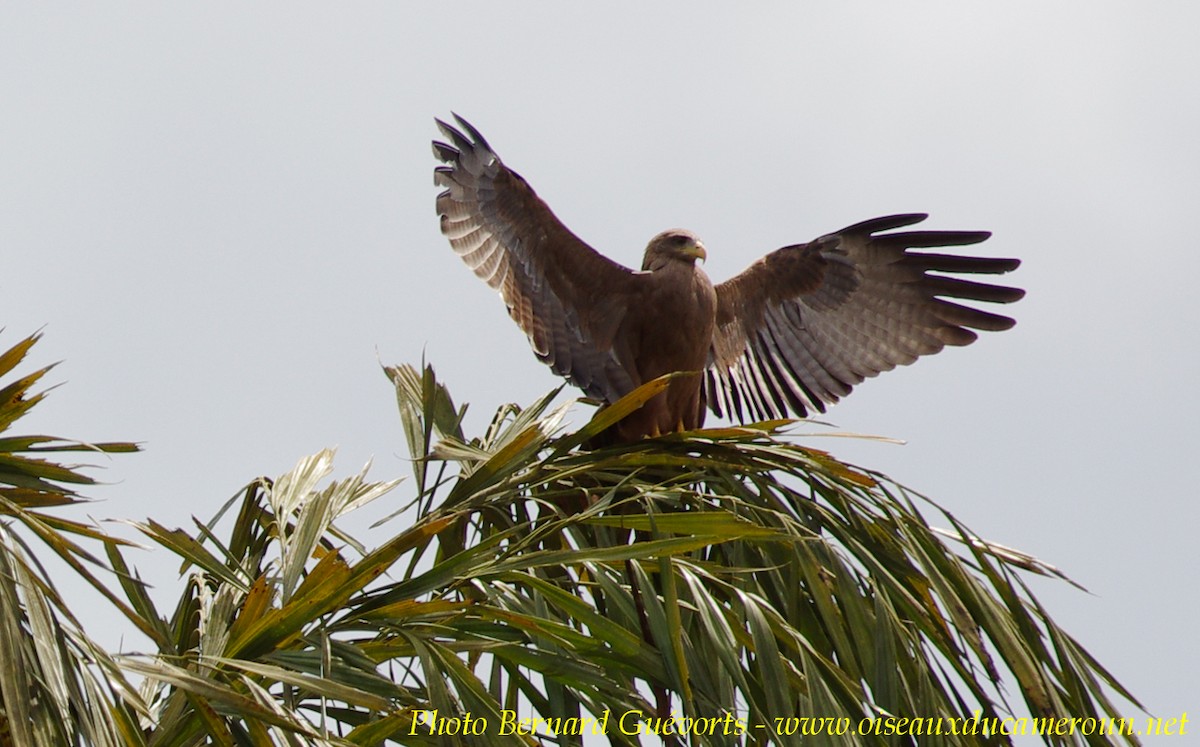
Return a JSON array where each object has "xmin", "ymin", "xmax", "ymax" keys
[{"xmin": 433, "ymin": 115, "xmax": 1023, "ymax": 443}]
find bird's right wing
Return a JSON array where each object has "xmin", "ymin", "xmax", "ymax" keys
[{"xmin": 434, "ymin": 115, "xmax": 640, "ymax": 402}]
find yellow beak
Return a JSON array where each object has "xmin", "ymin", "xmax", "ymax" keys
[{"xmin": 683, "ymin": 241, "xmax": 708, "ymax": 262}]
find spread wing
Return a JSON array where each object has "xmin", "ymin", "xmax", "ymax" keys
[
  {"xmin": 434, "ymin": 115, "xmax": 640, "ymax": 402},
  {"xmin": 705, "ymin": 213, "xmax": 1024, "ymax": 422}
]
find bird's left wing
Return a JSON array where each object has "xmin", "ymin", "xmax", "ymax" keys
[
  {"xmin": 434, "ymin": 115, "xmax": 641, "ymax": 402},
  {"xmin": 705, "ymin": 214, "xmax": 1024, "ymax": 422}
]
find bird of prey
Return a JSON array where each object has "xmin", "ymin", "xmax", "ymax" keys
[{"xmin": 433, "ymin": 115, "xmax": 1024, "ymax": 443}]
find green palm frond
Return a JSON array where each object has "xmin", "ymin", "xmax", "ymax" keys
[
  {"xmin": 119, "ymin": 361, "xmax": 1138, "ymax": 746},
  {"xmin": 0, "ymin": 331, "xmax": 138, "ymax": 510},
  {"xmin": 0, "ymin": 331, "xmax": 143, "ymax": 747}
]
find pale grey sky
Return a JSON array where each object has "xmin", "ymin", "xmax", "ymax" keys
[{"xmin": 3, "ymin": 2, "xmax": 1196, "ymax": 736}]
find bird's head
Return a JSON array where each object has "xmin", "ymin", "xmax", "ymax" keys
[{"xmin": 642, "ymin": 229, "xmax": 708, "ymax": 271}]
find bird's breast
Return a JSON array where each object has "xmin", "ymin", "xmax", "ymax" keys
[{"xmin": 627, "ymin": 267, "xmax": 717, "ymax": 379}]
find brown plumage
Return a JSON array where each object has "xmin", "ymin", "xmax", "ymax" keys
[{"xmin": 433, "ymin": 115, "xmax": 1024, "ymax": 442}]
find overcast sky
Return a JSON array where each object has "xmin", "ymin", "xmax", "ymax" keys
[{"xmin": 3, "ymin": 2, "xmax": 1196, "ymax": 733}]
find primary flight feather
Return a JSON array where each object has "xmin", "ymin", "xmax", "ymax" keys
[{"xmin": 433, "ymin": 115, "xmax": 1024, "ymax": 443}]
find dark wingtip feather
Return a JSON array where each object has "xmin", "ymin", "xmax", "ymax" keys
[
  {"xmin": 883, "ymin": 230, "xmax": 992, "ymax": 249},
  {"xmin": 936, "ymin": 299, "xmax": 1019, "ymax": 332},
  {"xmin": 434, "ymin": 117, "xmax": 459, "ymax": 141},
  {"xmin": 435, "ymin": 114, "xmax": 501, "ymax": 167},
  {"xmin": 451, "ymin": 113, "xmax": 492, "ymax": 151},
  {"xmin": 925, "ymin": 276, "xmax": 1027, "ymax": 304},
  {"xmin": 901, "ymin": 253, "xmax": 1019, "ymax": 275},
  {"xmin": 433, "ymin": 117, "xmax": 476, "ymax": 155},
  {"xmin": 431, "ymin": 141, "xmax": 458, "ymax": 163},
  {"xmin": 843, "ymin": 213, "xmax": 930, "ymax": 235}
]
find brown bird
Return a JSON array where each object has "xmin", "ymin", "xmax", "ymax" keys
[{"xmin": 433, "ymin": 115, "xmax": 1024, "ymax": 443}]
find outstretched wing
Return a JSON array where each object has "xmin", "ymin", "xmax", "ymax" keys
[
  {"xmin": 434, "ymin": 115, "xmax": 640, "ymax": 402},
  {"xmin": 705, "ymin": 214, "xmax": 1024, "ymax": 422}
]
